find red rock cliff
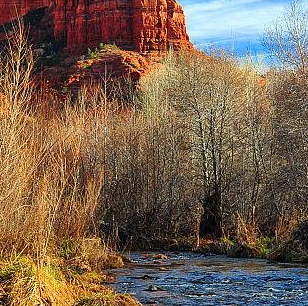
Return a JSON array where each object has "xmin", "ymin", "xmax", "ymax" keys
[
  {"xmin": 0, "ymin": 0, "xmax": 50, "ymax": 24},
  {"xmin": 0, "ymin": 0, "xmax": 192, "ymax": 52}
]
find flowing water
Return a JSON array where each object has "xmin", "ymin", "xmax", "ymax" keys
[{"xmin": 110, "ymin": 252, "xmax": 308, "ymax": 306}]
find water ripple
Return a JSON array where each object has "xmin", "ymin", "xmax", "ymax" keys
[{"xmin": 111, "ymin": 253, "xmax": 308, "ymax": 306}]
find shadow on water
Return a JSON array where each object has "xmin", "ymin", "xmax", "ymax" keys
[{"xmin": 110, "ymin": 252, "xmax": 308, "ymax": 306}]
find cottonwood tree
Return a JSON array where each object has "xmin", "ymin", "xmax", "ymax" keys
[
  {"xmin": 264, "ymin": 0, "xmax": 308, "ymax": 232},
  {"xmin": 263, "ymin": 0, "xmax": 308, "ymax": 74},
  {"xmin": 148, "ymin": 50, "xmax": 249, "ymax": 237}
]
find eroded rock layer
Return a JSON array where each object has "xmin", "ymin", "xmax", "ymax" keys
[
  {"xmin": 0, "ymin": 0, "xmax": 192, "ymax": 52},
  {"xmin": 0, "ymin": 0, "xmax": 50, "ymax": 25}
]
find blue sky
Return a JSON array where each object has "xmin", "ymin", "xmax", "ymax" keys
[{"xmin": 178, "ymin": 0, "xmax": 308, "ymax": 57}]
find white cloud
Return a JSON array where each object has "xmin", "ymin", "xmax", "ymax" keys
[
  {"xmin": 183, "ymin": 1, "xmax": 308, "ymax": 52},
  {"xmin": 184, "ymin": 0, "xmax": 265, "ymax": 14},
  {"xmin": 180, "ymin": 0, "xmax": 287, "ymax": 43},
  {"xmin": 178, "ymin": 0, "xmax": 308, "ymax": 55}
]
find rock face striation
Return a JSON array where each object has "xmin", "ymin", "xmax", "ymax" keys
[
  {"xmin": 0, "ymin": 0, "xmax": 192, "ymax": 94},
  {"xmin": 0, "ymin": 0, "xmax": 50, "ymax": 25},
  {"xmin": 0, "ymin": 0, "xmax": 192, "ymax": 53}
]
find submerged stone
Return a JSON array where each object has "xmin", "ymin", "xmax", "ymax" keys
[
  {"xmin": 227, "ymin": 243, "xmax": 260, "ymax": 258},
  {"xmin": 146, "ymin": 284, "xmax": 164, "ymax": 292}
]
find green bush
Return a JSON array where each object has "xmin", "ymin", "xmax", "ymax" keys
[
  {"xmin": 99, "ymin": 42, "xmax": 119, "ymax": 51},
  {"xmin": 87, "ymin": 48, "xmax": 100, "ymax": 60},
  {"xmin": 60, "ymin": 239, "xmax": 78, "ymax": 260},
  {"xmin": 256, "ymin": 236, "xmax": 275, "ymax": 257}
]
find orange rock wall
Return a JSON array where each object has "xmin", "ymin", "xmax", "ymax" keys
[
  {"xmin": 0, "ymin": 0, "xmax": 192, "ymax": 52},
  {"xmin": 0, "ymin": 0, "xmax": 50, "ymax": 24}
]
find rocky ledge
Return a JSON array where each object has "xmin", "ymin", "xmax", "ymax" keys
[{"xmin": 0, "ymin": 0, "xmax": 192, "ymax": 93}]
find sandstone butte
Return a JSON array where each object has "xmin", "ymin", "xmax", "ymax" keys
[
  {"xmin": 0, "ymin": 0, "xmax": 192, "ymax": 92},
  {"xmin": 0, "ymin": 0, "xmax": 192, "ymax": 52}
]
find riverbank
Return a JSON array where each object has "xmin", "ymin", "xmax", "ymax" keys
[
  {"xmin": 124, "ymin": 221, "xmax": 308, "ymax": 264},
  {"xmin": 2, "ymin": 233, "xmax": 300, "ymax": 306},
  {"xmin": 269, "ymin": 221, "xmax": 308, "ymax": 264},
  {"xmin": 125, "ymin": 236, "xmax": 275, "ymax": 260},
  {"xmin": 0, "ymin": 239, "xmax": 140, "ymax": 306}
]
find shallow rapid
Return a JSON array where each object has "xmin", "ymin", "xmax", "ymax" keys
[{"xmin": 110, "ymin": 252, "xmax": 308, "ymax": 306}]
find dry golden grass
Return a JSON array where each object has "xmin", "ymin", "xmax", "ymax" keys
[
  {"xmin": 0, "ymin": 254, "xmax": 138, "ymax": 306},
  {"xmin": 0, "ymin": 18, "xmax": 140, "ymax": 306}
]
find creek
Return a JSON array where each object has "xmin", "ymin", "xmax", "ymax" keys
[{"xmin": 110, "ymin": 252, "xmax": 308, "ymax": 306}]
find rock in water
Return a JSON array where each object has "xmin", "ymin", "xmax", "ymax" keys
[
  {"xmin": 151, "ymin": 254, "xmax": 168, "ymax": 260},
  {"xmin": 0, "ymin": 0, "xmax": 192, "ymax": 53},
  {"xmin": 146, "ymin": 284, "xmax": 163, "ymax": 292},
  {"xmin": 227, "ymin": 242, "xmax": 260, "ymax": 258}
]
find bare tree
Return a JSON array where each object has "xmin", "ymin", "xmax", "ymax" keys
[
  {"xmin": 264, "ymin": 0, "xmax": 308, "ymax": 234},
  {"xmin": 263, "ymin": 0, "xmax": 308, "ymax": 74}
]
